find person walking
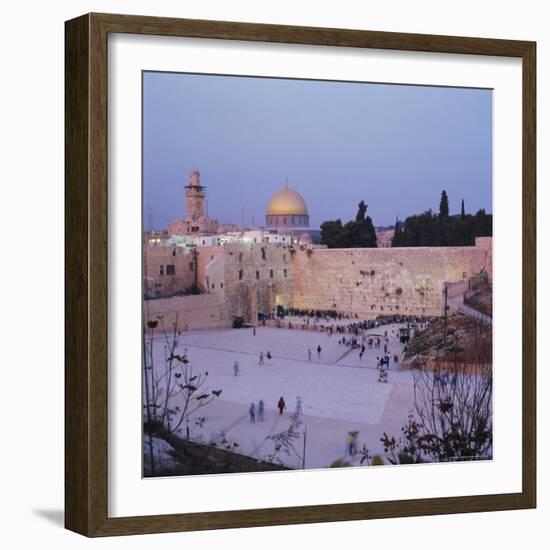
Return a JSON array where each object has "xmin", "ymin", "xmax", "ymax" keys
[
  {"xmin": 253, "ymin": 327, "xmax": 256, "ymax": 336},
  {"xmin": 249, "ymin": 403, "xmax": 256, "ymax": 423},
  {"xmin": 296, "ymin": 396, "xmax": 303, "ymax": 416},
  {"xmin": 259, "ymin": 351, "xmax": 264, "ymax": 365},
  {"xmin": 346, "ymin": 432, "xmax": 355, "ymax": 455},
  {"xmin": 258, "ymin": 399, "xmax": 265, "ymax": 422},
  {"xmin": 307, "ymin": 348, "xmax": 312, "ymax": 361},
  {"xmin": 277, "ymin": 396, "xmax": 286, "ymax": 415},
  {"xmin": 233, "ymin": 360, "xmax": 240, "ymax": 376},
  {"xmin": 266, "ymin": 351, "xmax": 272, "ymax": 363},
  {"xmin": 317, "ymin": 345, "xmax": 322, "ymax": 359}
]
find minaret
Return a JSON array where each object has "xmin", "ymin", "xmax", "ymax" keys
[{"xmin": 185, "ymin": 167, "xmax": 206, "ymax": 221}]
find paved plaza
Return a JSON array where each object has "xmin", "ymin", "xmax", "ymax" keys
[{"xmin": 147, "ymin": 323, "xmax": 417, "ymax": 469}]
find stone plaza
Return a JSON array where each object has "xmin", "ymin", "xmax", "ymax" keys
[{"xmin": 148, "ymin": 323, "xmax": 416, "ymax": 469}]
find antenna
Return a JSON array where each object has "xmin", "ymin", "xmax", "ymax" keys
[
  {"xmin": 241, "ymin": 191, "xmax": 245, "ymax": 230},
  {"xmin": 146, "ymin": 203, "xmax": 153, "ymax": 233}
]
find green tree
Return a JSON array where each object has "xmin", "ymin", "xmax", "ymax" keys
[
  {"xmin": 343, "ymin": 218, "xmax": 377, "ymax": 248},
  {"xmin": 391, "ymin": 192, "xmax": 492, "ymax": 247},
  {"xmin": 343, "ymin": 202, "xmax": 377, "ymax": 247},
  {"xmin": 363, "ymin": 215, "xmax": 377, "ymax": 248},
  {"xmin": 320, "ymin": 202, "xmax": 377, "ymax": 248},
  {"xmin": 320, "ymin": 219, "xmax": 344, "ymax": 248},
  {"xmin": 439, "ymin": 190, "xmax": 449, "ymax": 220},
  {"xmin": 355, "ymin": 200, "xmax": 367, "ymax": 222}
]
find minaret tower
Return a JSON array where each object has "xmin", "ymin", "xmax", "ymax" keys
[{"xmin": 185, "ymin": 167, "xmax": 206, "ymax": 221}]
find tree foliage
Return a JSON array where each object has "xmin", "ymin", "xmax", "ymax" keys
[
  {"xmin": 381, "ymin": 363, "xmax": 492, "ymax": 464},
  {"xmin": 380, "ymin": 319, "xmax": 493, "ymax": 465},
  {"xmin": 320, "ymin": 201, "xmax": 377, "ymax": 248},
  {"xmin": 319, "ymin": 219, "xmax": 344, "ymax": 248},
  {"xmin": 265, "ymin": 412, "xmax": 305, "ymax": 467},
  {"xmin": 392, "ymin": 191, "xmax": 492, "ymax": 247},
  {"xmin": 356, "ymin": 200, "xmax": 368, "ymax": 222},
  {"xmin": 439, "ymin": 189, "xmax": 449, "ymax": 220}
]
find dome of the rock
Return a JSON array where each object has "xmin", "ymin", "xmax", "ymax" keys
[
  {"xmin": 266, "ymin": 187, "xmax": 308, "ymax": 216},
  {"xmin": 265, "ymin": 182, "xmax": 309, "ymax": 229}
]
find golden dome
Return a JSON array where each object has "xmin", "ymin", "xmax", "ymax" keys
[{"xmin": 266, "ymin": 185, "xmax": 308, "ymax": 216}]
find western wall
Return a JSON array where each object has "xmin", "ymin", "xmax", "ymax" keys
[{"xmin": 290, "ymin": 238, "xmax": 492, "ymax": 319}]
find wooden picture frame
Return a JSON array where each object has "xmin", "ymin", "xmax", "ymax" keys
[{"xmin": 65, "ymin": 12, "xmax": 536, "ymax": 537}]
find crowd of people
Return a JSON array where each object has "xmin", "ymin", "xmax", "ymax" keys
[
  {"xmin": 264, "ymin": 307, "xmax": 436, "ymax": 336},
  {"xmin": 279, "ymin": 307, "xmax": 358, "ymax": 321},
  {"xmin": 247, "ymin": 395, "xmax": 306, "ymax": 424},
  {"xmin": 278, "ymin": 307, "xmax": 435, "ymax": 326}
]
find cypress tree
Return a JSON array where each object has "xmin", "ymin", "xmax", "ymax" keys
[
  {"xmin": 356, "ymin": 200, "xmax": 367, "ymax": 222},
  {"xmin": 439, "ymin": 190, "xmax": 449, "ymax": 220},
  {"xmin": 364, "ymin": 215, "xmax": 377, "ymax": 247}
]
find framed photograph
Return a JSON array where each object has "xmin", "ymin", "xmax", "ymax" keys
[{"xmin": 65, "ymin": 13, "xmax": 536, "ymax": 537}]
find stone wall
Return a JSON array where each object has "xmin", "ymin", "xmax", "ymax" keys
[
  {"xmin": 196, "ymin": 246, "xmax": 226, "ymax": 293},
  {"xmin": 143, "ymin": 245, "xmax": 196, "ymax": 298},
  {"xmin": 143, "ymin": 293, "xmax": 228, "ymax": 331},
  {"xmin": 209, "ymin": 242, "xmax": 293, "ymax": 323},
  {"xmin": 204, "ymin": 254, "xmax": 226, "ymax": 301},
  {"xmin": 474, "ymin": 236, "xmax": 493, "ymax": 282},
  {"xmin": 290, "ymin": 241, "xmax": 492, "ymax": 319}
]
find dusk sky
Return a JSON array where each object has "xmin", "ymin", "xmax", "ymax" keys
[{"xmin": 143, "ymin": 72, "xmax": 492, "ymax": 230}]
